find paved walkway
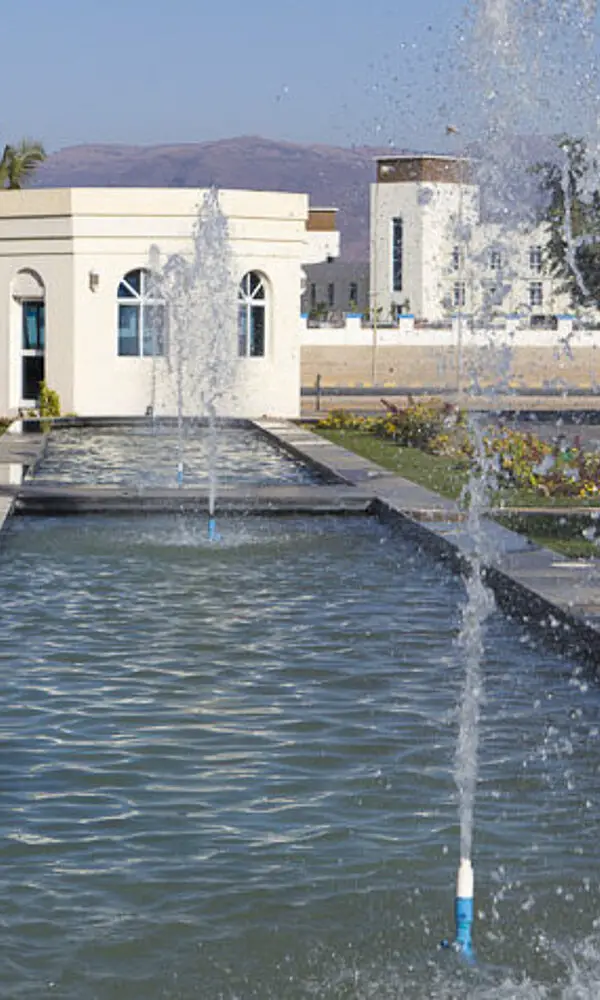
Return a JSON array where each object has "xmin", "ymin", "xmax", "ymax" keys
[
  {"xmin": 0, "ymin": 428, "xmax": 46, "ymax": 466},
  {"xmin": 0, "ymin": 427, "xmax": 46, "ymax": 537},
  {"xmin": 301, "ymin": 391, "xmax": 600, "ymax": 418}
]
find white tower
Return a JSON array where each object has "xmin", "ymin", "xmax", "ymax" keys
[{"xmin": 369, "ymin": 155, "xmax": 479, "ymax": 323}]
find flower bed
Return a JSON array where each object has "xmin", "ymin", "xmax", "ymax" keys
[{"xmin": 317, "ymin": 401, "xmax": 600, "ymax": 501}]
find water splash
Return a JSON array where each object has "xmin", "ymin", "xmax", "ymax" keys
[
  {"xmin": 455, "ymin": 420, "xmax": 495, "ymax": 863},
  {"xmin": 152, "ymin": 189, "xmax": 238, "ymax": 512},
  {"xmin": 454, "ymin": 0, "xmax": 600, "ymax": 236}
]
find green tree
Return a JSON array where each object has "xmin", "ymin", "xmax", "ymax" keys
[
  {"xmin": 536, "ymin": 135, "xmax": 600, "ymax": 309},
  {"xmin": 0, "ymin": 139, "xmax": 46, "ymax": 189}
]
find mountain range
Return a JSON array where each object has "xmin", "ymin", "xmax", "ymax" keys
[
  {"xmin": 32, "ymin": 134, "xmax": 559, "ymax": 259},
  {"xmin": 33, "ymin": 136, "xmax": 394, "ymax": 261}
]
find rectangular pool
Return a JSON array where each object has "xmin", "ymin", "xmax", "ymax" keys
[{"xmin": 0, "ymin": 515, "xmax": 597, "ymax": 998}]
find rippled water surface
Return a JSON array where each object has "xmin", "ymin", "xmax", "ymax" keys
[
  {"xmin": 1, "ymin": 516, "xmax": 600, "ymax": 998},
  {"xmin": 34, "ymin": 426, "xmax": 320, "ymax": 487}
]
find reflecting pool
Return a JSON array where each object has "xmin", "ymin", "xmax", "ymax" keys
[
  {"xmin": 1, "ymin": 516, "xmax": 599, "ymax": 998},
  {"xmin": 33, "ymin": 426, "xmax": 321, "ymax": 488}
]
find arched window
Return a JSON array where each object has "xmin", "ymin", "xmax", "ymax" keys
[
  {"xmin": 117, "ymin": 268, "xmax": 165, "ymax": 357},
  {"xmin": 238, "ymin": 272, "xmax": 266, "ymax": 357}
]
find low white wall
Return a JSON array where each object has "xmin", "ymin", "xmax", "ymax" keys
[
  {"xmin": 301, "ymin": 315, "xmax": 593, "ymax": 349},
  {"xmin": 301, "ymin": 315, "xmax": 416, "ymax": 346}
]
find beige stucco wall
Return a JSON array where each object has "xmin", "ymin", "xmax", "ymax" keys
[
  {"xmin": 301, "ymin": 344, "xmax": 600, "ymax": 392},
  {"xmin": 0, "ymin": 187, "xmax": 313, "ymax": 418}
]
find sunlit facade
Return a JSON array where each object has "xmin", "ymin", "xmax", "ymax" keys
[
  {"xmin": 369, "ymin": 155, "xmax": 571, "ymax": 325},
  {"xmin": 0, "ymin": 188, "xmax": 337, "ymax": 418}
]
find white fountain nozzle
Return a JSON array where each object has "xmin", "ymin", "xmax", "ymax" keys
[{"xmin": 456, "ymin": 858, "xmax": 474, "ymax": 898}]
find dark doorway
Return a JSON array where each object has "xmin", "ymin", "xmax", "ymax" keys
[{"xmin": 21, "ymin": 300, "xmax": 45, "ymax": 401}]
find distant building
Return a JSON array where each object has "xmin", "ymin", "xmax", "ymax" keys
[
  {"xmin": 0, "ymin": 188, "xmax": 338, "ymax": 418},
  {"xmin": 370, "ymin": 154, "xmax": 570, "ymax": 324},
  {"xmin": 302, "ymin": 208, "xmax": 340, "ymax": 265},
  {"xmin": 301, "ymin": 259, "xmax": 369, "ymax": 317}
]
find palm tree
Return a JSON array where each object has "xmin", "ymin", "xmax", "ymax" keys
[{"xmin": 0, "ymin": 140, "xmax": 46, "ymax": 189}]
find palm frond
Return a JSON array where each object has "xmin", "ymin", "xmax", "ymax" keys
[{"xmin": 0, "ymin": 139, "xmax": 46, "ymax": 189}]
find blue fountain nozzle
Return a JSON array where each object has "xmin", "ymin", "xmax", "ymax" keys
[
  {"xmin": 453, "ymin": 858, "xmax": 475, "ymax": 964},
  {"xmin": 455, "ymin": 894, "xmax": 475, "ymax": 963},
  {"xmin": 208, "ymin": 516, "xmax": 221, "ymax": 543}
]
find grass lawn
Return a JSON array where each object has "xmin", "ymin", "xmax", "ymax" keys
[
  {"xmin": 313, "ymin": 428, "xmax": 470, "ymax": 498},
  {"xmin": 311, "ymin": 426, "xmax": 599, "ymax": 560},
  {"xmin": 495, "ymin": 513, "xmax": 599, "ymax": 560}
]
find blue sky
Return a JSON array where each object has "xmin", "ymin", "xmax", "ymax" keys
[
  {"xmin": 1, "ymin": 0, "xmax": 464, "ymax": 152},
  {"xmin": 3, "ymin": 0, "xmax": 600, "ymax": 154}
]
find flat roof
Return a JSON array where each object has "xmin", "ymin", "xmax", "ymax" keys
[
  {"xmin": 374, "ymin": 153, "xmax": 470, "ymax": 162},
  {"xmin": 0, "ymin": 186, "xmax": 310, "ymax": 221}
]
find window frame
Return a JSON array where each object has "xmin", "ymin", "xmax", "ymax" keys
[
  {"xmin": 117, "ymin": 268, "xmax": 166, "ymax": 358},
  {"xmin": 238, "ymin": 271, "xmax": 267, "ymax": 358},
  {"xmin": 22, "ymin": 300, "xmax": 45, "ymax": 351},
  {"xmin": 453, "ymin": 280, "xmax": 466, "ymax": 308},
  {"xmin": 391, "ymin": 217, "xmax": 403, "ymax": 292},
  {"xmin": 21, "ymin": 300, "xmax": 46, "ymax": 403},
  {"xmin": 529, "ymin": 245, "xmax": 543, "ymax": 274},
  {"xmin": 529, "ymin": 281, "xmax": 544, "ymax": 308},
  {"xmin": 488, "ymin": 248, "xmax": 503, "ymax": 271}
]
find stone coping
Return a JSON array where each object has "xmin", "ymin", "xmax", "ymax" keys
[
  {"xmin": 18, "ymin": 415, "xmax": 253, "ymax": 431},
  {"xmin": 256, "ymin": 419, "xmax": 600, "ymax": 667},
  {"xmin": 12, "ymin": 483, "xmax": 374, "ymax": 517},
  {"xmin": 0, "ymin": 425, "xmax": 48, "ymax": 544}
]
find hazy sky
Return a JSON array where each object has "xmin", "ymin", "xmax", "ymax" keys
[
  {"xmin": 1, "ymin": 0, "xmax": 465, "ymax": 153},
  {"xmin": 4, "ymin": 0, "xmax": 600, "ymax": 155}
]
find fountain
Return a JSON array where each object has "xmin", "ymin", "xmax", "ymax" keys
[
  {"xmin": 3, "ymin": 4, "xmax": 600, "ymax": 998},
  {"xmin": 152, "ymin": 188, "xmax": 238, "ymax": 537},
  {"xmin": 436, "ymin": 417, "xmax": 497, "ymax": 961},
  {"xmin": 441, "ymin": 0, "xmax": 600, "ymax": 967}
]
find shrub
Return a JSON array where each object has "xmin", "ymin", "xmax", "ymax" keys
[
  {"xmin": 318, "ymin": 400, "xmax": 466, "ymax": 451},
  {"xmin": 38, "ymin": 382, "xmax": 61, "ymax": 418},
  {"xmin": 477, "ymin": 429, "xmax": 600, "ymax": 499},
  {"xmin": 316, "ymin": 407, "xmax": 600, "ymax": 501},
  {"xmin": 381, "ymin": 398, "xmax": 463, "ymax": 450},
  {"xmin": 317, "ymin": 409, "xmax": 366, "ymax": 431}
]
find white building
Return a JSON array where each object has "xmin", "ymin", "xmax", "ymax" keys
[
  {"xmin": 0, "ymin": 188, "xmax": 338, "ymax": 418},
  {"xmin": 369, "ymin": 154, "xmax": 570, "ymax": 325}
]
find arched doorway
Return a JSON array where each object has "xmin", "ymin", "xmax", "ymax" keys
[{"xmin": 12, "ymin": 270, "xmax": 46, "ymax": 403}]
